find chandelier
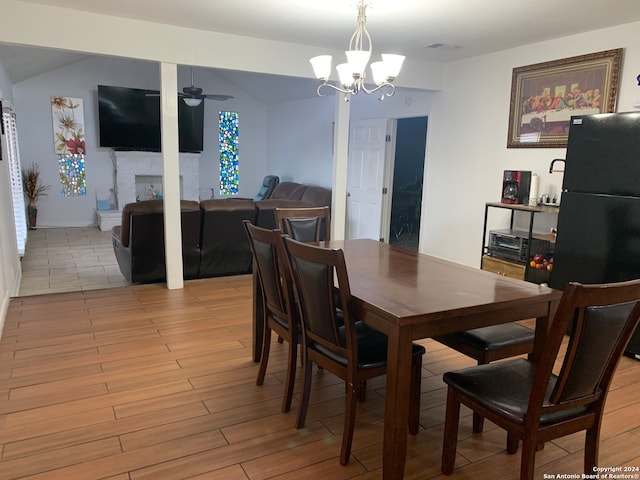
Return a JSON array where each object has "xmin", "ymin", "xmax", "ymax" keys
[{"xmin": 309, "ymin": 1, "xmax": 405, "ymax": 101}]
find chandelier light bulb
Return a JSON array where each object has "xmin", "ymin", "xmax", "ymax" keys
[
  {"xmin": 381, "ymin": 54, "xmax": 406, "ymax": 80},
  {"xmin": 336, "ymin": 63, "xmax": 355, "ymax": 88},
  {"xmin": 310, "ymin": 55, "xmax": 332, "ymax": 82}
]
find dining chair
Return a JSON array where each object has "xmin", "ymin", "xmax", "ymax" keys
[
  {"xmin": 273, "ymin": 206, "xmax": 330, "ymax": 346},
  {"xmin": 282, "ymin": 236, "xmax": 426, "ymax": 465},
  {"xmin": 440, "ymin": 279, "xmax": 640, "ymax": 480},
  {"xmin": 434, "ymin": 323, "xmax": 534, "ymax": 432},
  {"xmin": 243, "ymin": 220, "xmax": 299, "ymax": 413},
  {"xmin": 275, "ymin": 206, "xmax": 331, "ymax": 242}
]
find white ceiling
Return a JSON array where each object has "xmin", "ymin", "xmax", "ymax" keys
[{"xmin": 2, "ymin": 0, "xmax": 640, "ymax": 101}]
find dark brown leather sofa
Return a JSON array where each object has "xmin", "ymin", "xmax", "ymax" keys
[
  {"xmin": 199, "ymin": 198, "xmax": 257, "ymax": 277},
  {"xmin": 111, "ymin": 182, "xmax": 332, "ymax": 284},
  {"xmin": 111, "ymin": 199, "xmax": 201, "ymax": 284},
  {"xmin": 254, "ymin": 182, "xmax": 333, "ymax": 229}
]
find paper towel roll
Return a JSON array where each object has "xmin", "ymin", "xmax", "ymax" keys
[{"xmin": 528, "ymin": 174, "xmax": 539, "ymax": 206}]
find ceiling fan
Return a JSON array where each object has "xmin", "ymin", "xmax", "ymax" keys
[
  {"xmin": 146, "ymin": 68, "xmax": 234, "ymax": 106},
  {"xmin": 179, "ymin": 68, "xmax": 234, "ymax": 106}
]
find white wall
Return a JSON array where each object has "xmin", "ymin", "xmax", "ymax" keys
[
  {"xmin": 266, "ymin": 88, "xmax": 436, "ymax": 192},
  {"xmin": 422, "ymin": 21, "xmax": 640, "ymax": 268},
  {"xmin": 350, "ymin": 88, "xmax": 436, "ymax": 120},
  {"xmin": 266, "ymin": 95, "xmax": 335, "ymax": 187},
  {"xmin": 12, "ymin": 56, "xmax": 269, "ymax": 226},
  {"xmin": 0, "ymin": 59, "xmax": 20, "ymax": 335}
]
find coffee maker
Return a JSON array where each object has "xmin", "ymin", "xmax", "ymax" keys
[{"xmin": 501, "ymin": 170, "xmax": 531, "ymax": 204}]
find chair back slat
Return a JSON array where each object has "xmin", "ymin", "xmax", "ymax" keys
[
  {"xmin": 285, "ymin": 217, "xmax": 325, "ymax": 242},
  {"xmin": 283, "ymin": 237, "xmax": 352, "ymax": 361},
  {"xmin": 276, "ymin": 207, "xmax": 331, "ymax": 241}
]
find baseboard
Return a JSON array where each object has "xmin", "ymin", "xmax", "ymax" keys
[{"xmin": 0, "ymin": 292, "xmax": 9, "ymax": 339}]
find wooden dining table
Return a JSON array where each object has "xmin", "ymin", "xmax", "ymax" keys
[{"xmin": 251, "ymin": 238, "xmax": 562, "ymax": 479}]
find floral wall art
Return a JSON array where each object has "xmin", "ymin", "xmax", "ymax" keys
[{"xmin": 51, "ymin": 96, "xmax": 87, "ymax": 197}]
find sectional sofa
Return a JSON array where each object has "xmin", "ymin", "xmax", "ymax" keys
[{"xmin": 111, "ymin": 182, "xmax": 332, "ymax": 283}]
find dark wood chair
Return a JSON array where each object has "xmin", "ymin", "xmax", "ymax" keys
[
  {"xmin": 282, "ymin": 237, "xmax": 425, "ymax": 465},
  {"xmin": 275, "ymin": 206, "xmax": 331, "ymax": 242},
  {"xmin": 441, "ymin": 279, "xmax": 640, "ymax": 480},
  {"xmin": 243, "ymin": 220, "xmax": 299, "ymax": 413},
  {"xmin": 434, "ymin": 323, "xmax": 534, "ymax": 432}
]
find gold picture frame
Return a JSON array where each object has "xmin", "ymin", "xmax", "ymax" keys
[{"xmin": 507, "ymin": 49, "xmax": 622, "ymax": 148}]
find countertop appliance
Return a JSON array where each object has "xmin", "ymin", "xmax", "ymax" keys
[
  {"xmin": 501, "ymin": 170, "xmax": 531, "ymax": 204},
  {"xmin": 549, "ymin": 111, "xmax": 640, "ymax": 359},
  {"xmin": 488, "ymin": 229, "xmax": 552, "ymax": 264}
]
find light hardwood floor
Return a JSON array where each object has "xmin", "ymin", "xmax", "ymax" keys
[{"xmin": 2, "ymin": 275, "xmax": 640, "ymax": 479}]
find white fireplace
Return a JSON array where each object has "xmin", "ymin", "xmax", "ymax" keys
[
  {"xmin": 111, "ymin": 150, "xmax": 201, "ymax": 209},
  {"xmin": 95, "ymin": 151, "xmax": 202, "ymax": 231}
]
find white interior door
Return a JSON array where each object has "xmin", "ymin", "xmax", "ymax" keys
[{"xmin": 346, "ymin": 118, "xmax": 389, "ymax": 240}]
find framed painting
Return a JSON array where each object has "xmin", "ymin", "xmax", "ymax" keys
[{"xmin": 507, "ymin": 48, "xmax": 622, "ymax": 148}]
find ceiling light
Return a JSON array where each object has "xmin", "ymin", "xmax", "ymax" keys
[
  {"xmin": 309, "ymin": 0, "xmax": 405, "ymax": 101},
  {"xmin": 183, "ymin": 97, "xmax": 203, "ymax": 107}
]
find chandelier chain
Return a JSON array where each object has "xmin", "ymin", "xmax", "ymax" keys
[{"xmin": 350, "ymin": 2, "xmax": 372, "ymax": 54}]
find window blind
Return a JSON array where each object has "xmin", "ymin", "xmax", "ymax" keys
[{"xmin": 2, "ymin": 108, "xmax": 27, "ymax": 255}]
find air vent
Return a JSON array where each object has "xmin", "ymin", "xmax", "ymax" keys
[{"xmin": 425, "ymin": 43, "xmax": 462, "ymax": 50}]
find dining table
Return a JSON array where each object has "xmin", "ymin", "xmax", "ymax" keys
[{"xmin": 251, "ymin": 238, "xmax": 562, "ymax": 479}]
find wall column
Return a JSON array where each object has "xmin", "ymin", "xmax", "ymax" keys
[
  {"xmin": 159, "ymin": 62, "xmax": 184, "ymax": 289},
  {"xmin": 331, "ymin": 93, "xmax": 350, "ymax": 240}
]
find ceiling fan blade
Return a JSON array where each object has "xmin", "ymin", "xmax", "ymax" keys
[
  {"xmin": 203, "ymin": 94, "xmax": 234, "ymax": 101},
  {"xmin": 145, "ymin": 92, "xmax": 190, "ymax": 98}
]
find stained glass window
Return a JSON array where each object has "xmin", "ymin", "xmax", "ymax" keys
[
  {"xmin": 219, "ymin": 111, "xmax": 239, "ymax": 196},
  {"xmin": 58, "ymin": 154, "xmax": 87, "ymax": 197}
]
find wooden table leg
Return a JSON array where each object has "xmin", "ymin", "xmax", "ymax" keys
[{"xmin": 382, "ymin": 327, "xmax": 414, "ymax": 479}]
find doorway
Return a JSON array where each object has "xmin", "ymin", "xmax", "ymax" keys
[{"xmin": 388, "ymin": 116, "xmax": 428, "ymax": 251}]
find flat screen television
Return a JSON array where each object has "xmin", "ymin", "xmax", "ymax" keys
[{"xmin": 98, "ymin": 84, "xmax": 204, "ymax": 153}]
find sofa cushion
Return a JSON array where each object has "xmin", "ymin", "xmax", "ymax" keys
[
  {"xmin": 117, "ymin": 200, "xmax": 199, "ymax": 248},
  {"xmin": 199, "ymin": 198, "xmax": 257, "ymax": 277},
  {"xmin": 118, "ymin": 199, "xmax": 164, "ymax": 248},
  {"xmin": 301, "ymin": 186, "xmax": 331, "ymax": 208},
  {"xmin": 270, "ymin": 182, "xmax": 308, "ymax": 201}
]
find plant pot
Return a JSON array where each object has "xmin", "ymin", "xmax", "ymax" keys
[{"xmin": 27, "ymin": 206, "xmax": 38, "ymax": 230}]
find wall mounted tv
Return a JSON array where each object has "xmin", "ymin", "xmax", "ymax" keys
[{"xmin": 98, "ymin": 84, "xmax": 204, "ymax": 153}]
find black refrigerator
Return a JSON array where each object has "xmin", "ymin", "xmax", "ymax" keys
[{"xmin": 549, "ymin": 111, "xmax": 640, "ymax": 359}]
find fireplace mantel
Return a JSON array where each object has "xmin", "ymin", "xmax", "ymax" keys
[{"xmin": 112, "ymin": 151, "xmax": 201, "ymax": 209}]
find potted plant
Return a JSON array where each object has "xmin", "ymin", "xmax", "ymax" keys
[{"xmin": 22, "ymin": 163, "xmax": 50, "ymax": 229}]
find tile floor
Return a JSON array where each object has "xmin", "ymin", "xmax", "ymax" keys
[{"xmin": 19, "ymin": 227, "xmax": 129, "ymax": 296}]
